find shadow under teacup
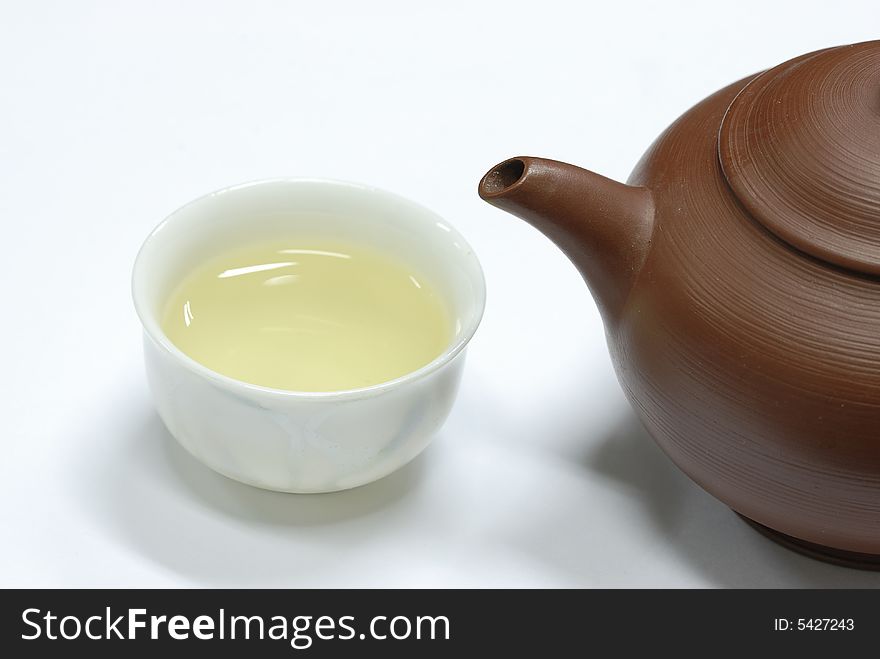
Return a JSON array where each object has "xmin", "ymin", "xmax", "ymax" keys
[{"xmin": 132, "ymin": 179, "xmax": 485, "ymax": 493}]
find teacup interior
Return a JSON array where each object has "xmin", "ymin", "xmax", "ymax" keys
[{"xmin": 133, "ymin": 179, "xmax": 485, "ymax": 378}]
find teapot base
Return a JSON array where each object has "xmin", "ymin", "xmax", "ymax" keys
[{"xmin": 736, "ymin": 514, "xmax": 880, "ymax": 571}]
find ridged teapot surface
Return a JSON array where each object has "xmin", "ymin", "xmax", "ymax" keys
[{"xmin": 479, "ymin": 41, "xmax": 880, "ymax": 566}]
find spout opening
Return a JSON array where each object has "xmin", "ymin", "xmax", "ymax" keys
[{"xmin": 479, "ymin": 158, "xmax": 526, "ymax": 198}]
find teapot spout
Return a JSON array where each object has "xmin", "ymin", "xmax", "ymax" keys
[{"xmin": 479, "ymin": 157, "xmax": 654, "ymax": 320}]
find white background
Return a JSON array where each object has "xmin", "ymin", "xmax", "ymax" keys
[{"xmin": 2, "ymin": 0, "xmax": 879, "ymax": 587}]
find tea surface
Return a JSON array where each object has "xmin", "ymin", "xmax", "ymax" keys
[{"xmin": 161, "ymin": 240, "xmax": 452, "ymax": 391}]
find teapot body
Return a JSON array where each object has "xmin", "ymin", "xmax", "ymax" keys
[{"xmin": 616, "ymin": 77, "xmax": 880, "ymax": 556}]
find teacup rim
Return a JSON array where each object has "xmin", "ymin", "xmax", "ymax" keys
[{"xmin": 131, "ymin": 177, "xmax": 486, "ymax": 402}]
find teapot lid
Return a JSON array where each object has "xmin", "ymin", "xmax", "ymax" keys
[{"xmin": 719, "ymin": 41, "xmax": 880, "ymax": 275}]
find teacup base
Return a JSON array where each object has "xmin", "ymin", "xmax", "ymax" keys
[{"xmin": 736, "ymin": 513, "xmax": 880, "ymax": 571}]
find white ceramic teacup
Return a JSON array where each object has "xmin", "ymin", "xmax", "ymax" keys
[{"xmin": 132, "ymin": 179, "xmax": 485, "ymax": 493}]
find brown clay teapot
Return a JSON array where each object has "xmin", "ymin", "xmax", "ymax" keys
[{"xmin": 479, "ymin": 41, "xmax": 880, "ymax": 567}]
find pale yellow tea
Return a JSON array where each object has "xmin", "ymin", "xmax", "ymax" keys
[{"xmin": 161, "ymin": 240, "xmax": 452, "ymax": 391}]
